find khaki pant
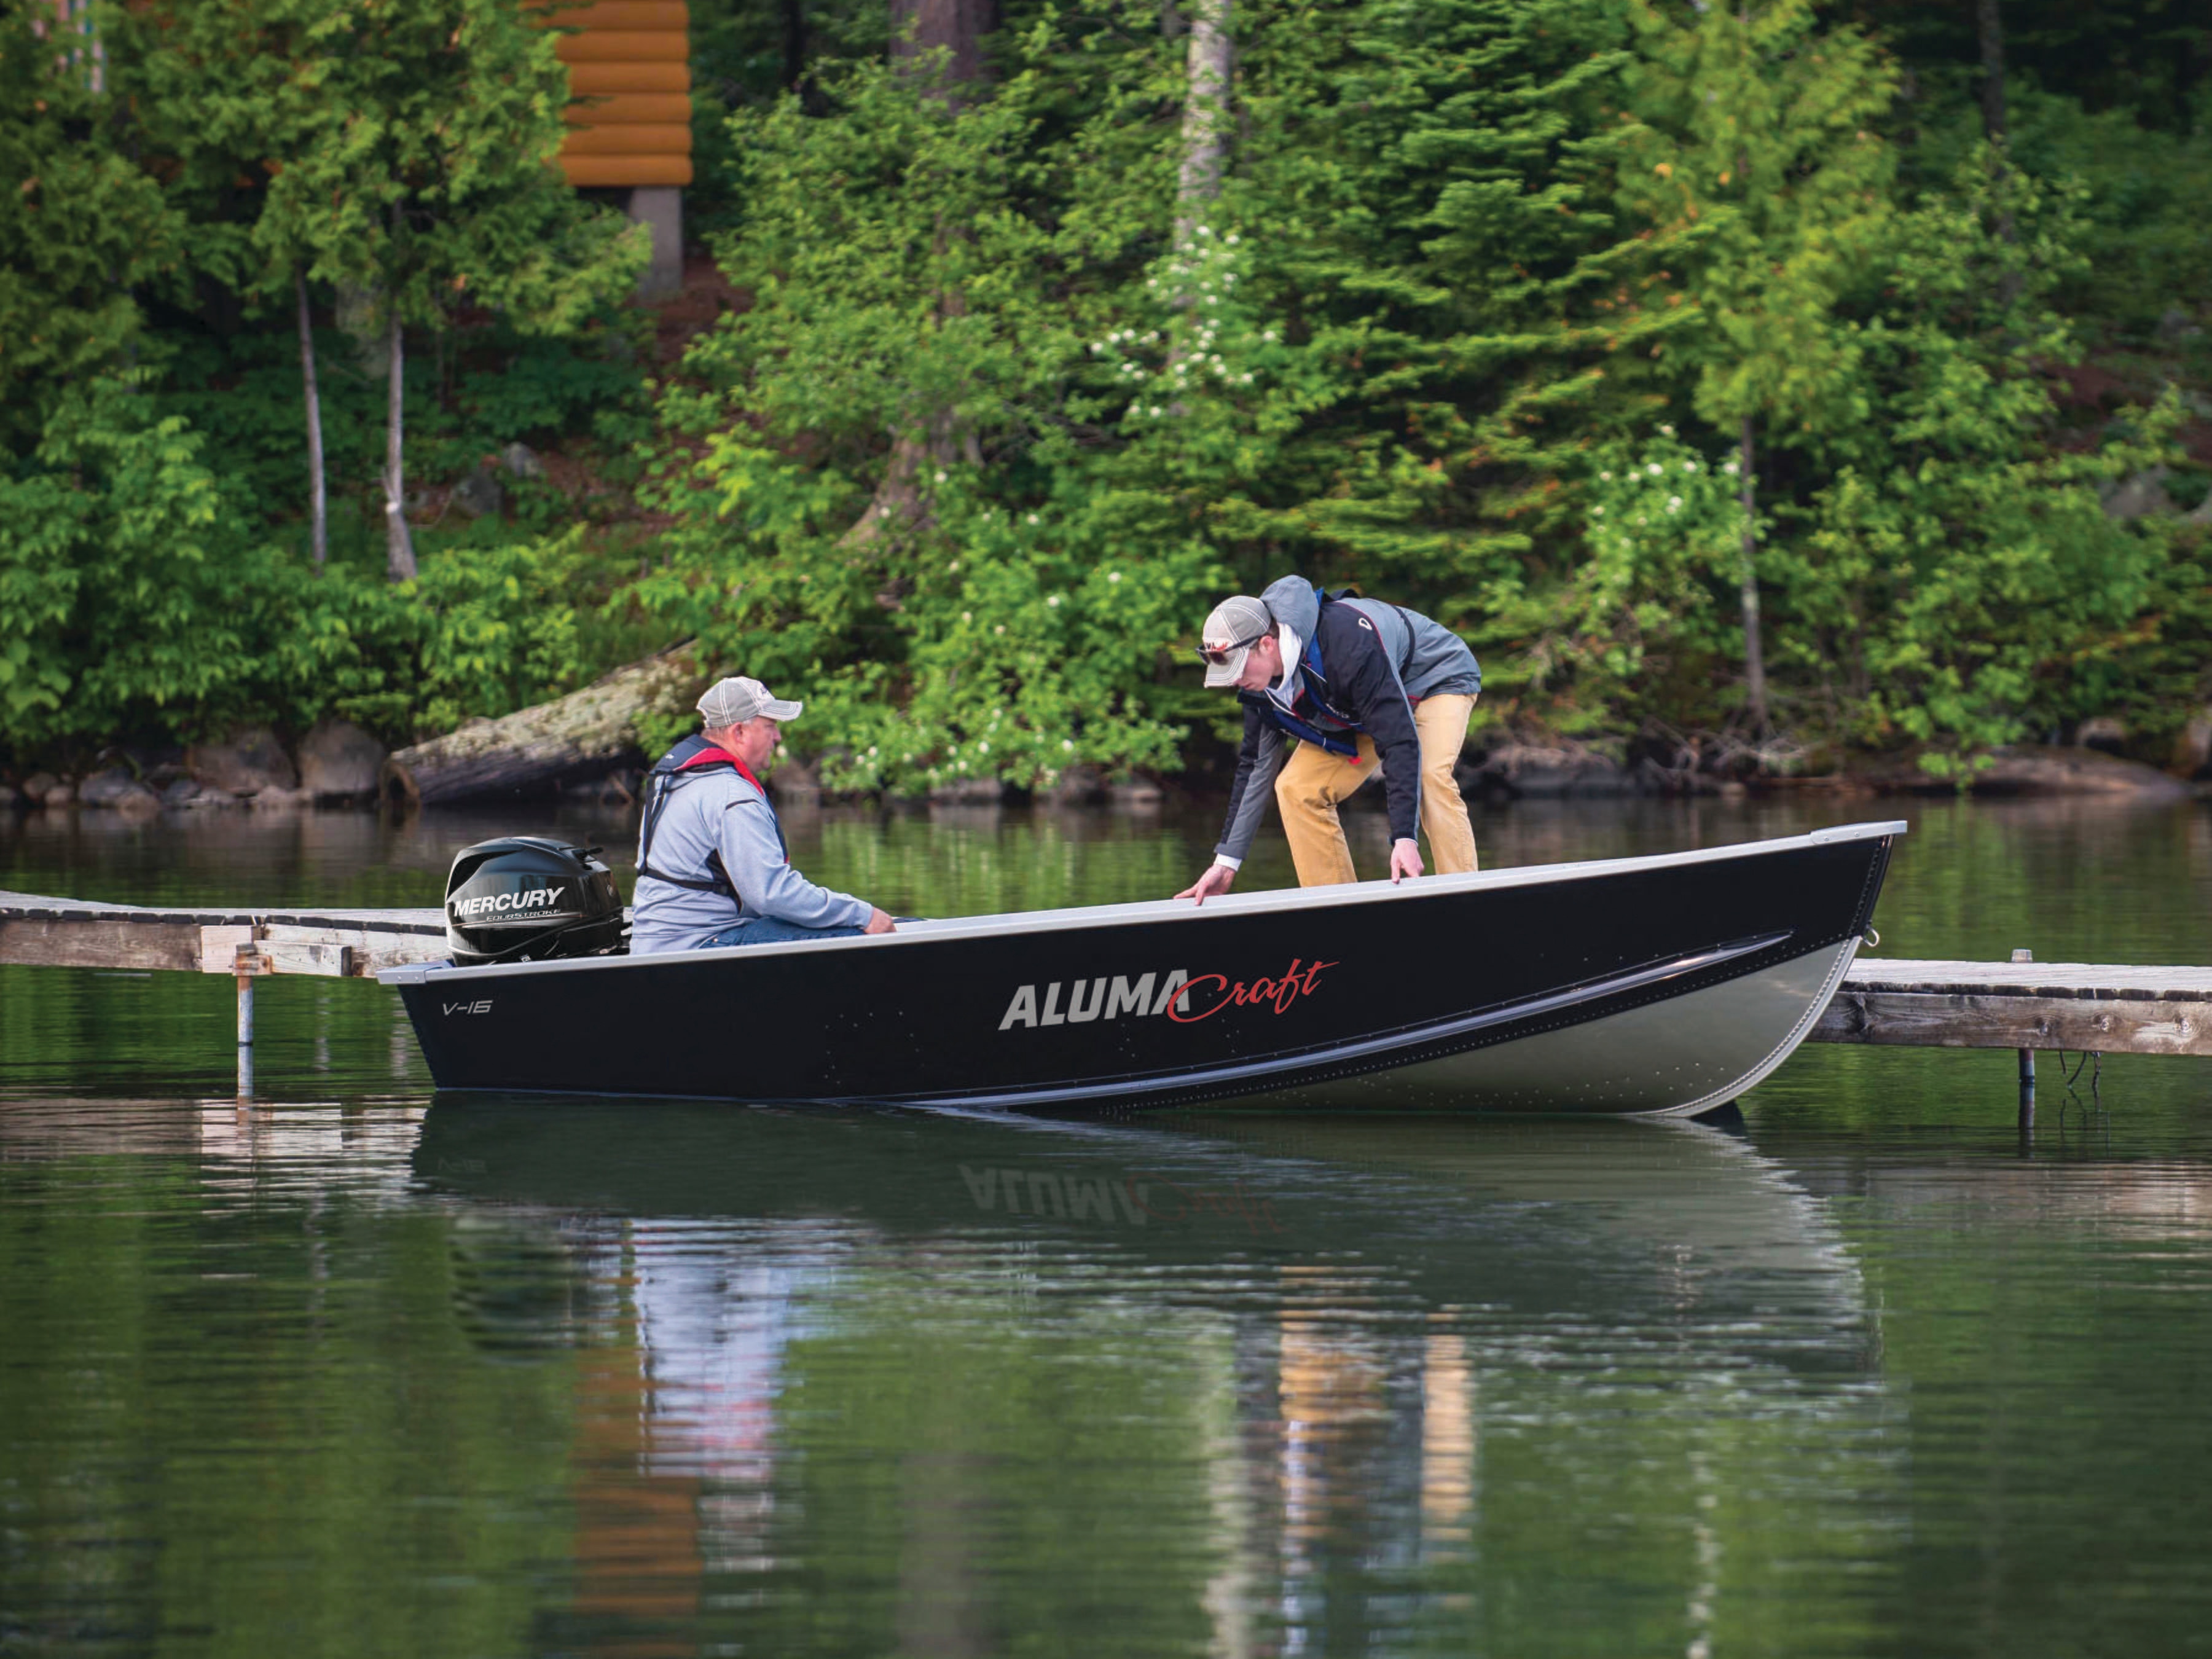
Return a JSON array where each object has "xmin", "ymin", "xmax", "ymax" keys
[{"xmin": 1273, "ymin": 694, "xmax": 1478, "ymax": 887}]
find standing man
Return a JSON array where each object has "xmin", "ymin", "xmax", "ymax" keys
[
  {"xmin": 1177, "ymin": 576, "xmax": 1481, "ymax": 902},
  {"xmin": 631, "ymin": 675, "xmax": 896, "ymax": 952}
]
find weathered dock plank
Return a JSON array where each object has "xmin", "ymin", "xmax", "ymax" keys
[
  {"xmin": 0, "ymin": 916, "xmax": 209, "ymax": 973},
  {"xmin": 1813, "ymin": 957, "xmax": 2212, "ymax": 1057},
  {"xmin": 0, "ymin": 889, "xmax": 447, "ymax": 980}
]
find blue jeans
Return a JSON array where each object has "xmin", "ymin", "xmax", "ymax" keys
[{"xmin": 695, "ymin": 916, "xmax": 866, "ymax": 949}]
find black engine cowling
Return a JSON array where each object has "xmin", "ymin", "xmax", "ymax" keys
[{"xmin": 444, "ymin": 837, "xmax": 626, "ymax": 967}]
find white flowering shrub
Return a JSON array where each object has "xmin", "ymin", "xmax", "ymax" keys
[{"xmin": 1488, "ymin": 428, "xmax": 1755, "ymax": 730}]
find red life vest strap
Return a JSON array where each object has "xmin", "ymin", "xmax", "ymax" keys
[{"xmin": 678, "ymin": 744, "xmax": 766, "ymax": 795}]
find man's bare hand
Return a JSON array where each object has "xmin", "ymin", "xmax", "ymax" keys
[
  {"xmin": 1388, "ymin": 839, "xmax": 1424, "ymax": 885},
  {"xmin": 1175, "ymin": 865, "xmax": 1237, "ymax": 906},
  {"xmin": 863, "ymin": 907, "xmax": 897, "ymax": 935}
]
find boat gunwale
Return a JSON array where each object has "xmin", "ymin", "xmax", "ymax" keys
[{"xmin": 380, "ymin": 818, "xmax": 1907, "ymax": 986}]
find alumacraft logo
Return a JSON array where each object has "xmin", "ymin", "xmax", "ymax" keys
[
  {"xmin": 452, "ymin": 885, "xmax": 565, "ymax": 920},
  {"xmin": 997, "ymin": 959, "xmax": 1338, "ymax": 1031}
]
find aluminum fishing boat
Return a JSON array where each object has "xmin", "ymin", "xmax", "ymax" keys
[{"xmin": 382, "ymin": 820, "xmax": 1901, "ymax": 1115}]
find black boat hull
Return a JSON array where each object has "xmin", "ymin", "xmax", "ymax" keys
[{"xmin": 384, "ymin": 823, "xmax": 1898, "ymax": 1115}]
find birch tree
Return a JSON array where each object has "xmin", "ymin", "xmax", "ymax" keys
[
  {"xmin": 127, "ymin": 0, "xmax": 351, "ymax": 566},
  {"xmin": 262, "ymin": 0, "xmax": 646, "ymax": 582},
  {"xmin": 1173, "ymin": 0, "xmax": 1231, "ymax": 251}
]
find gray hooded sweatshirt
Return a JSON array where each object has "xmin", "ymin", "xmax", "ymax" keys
[
  {"xmin": 1214, "ymin": 575, "xmax": 1481, "ymax": 868},
  {"xmin": 630, "ymin": 761, "xmax": 871, "ymax": 952}
]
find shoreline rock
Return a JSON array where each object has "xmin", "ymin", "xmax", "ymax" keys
[
  {"xmin": 1461, "ymin": 741, "xmax": 1639, "ymax": 799},
  {"xmin": 1862, "ymin": 745, "xmax": 2190, "ymax": 800},
  {"xmin": 299, "ymin": 720, "xmax": 387, "ymax": 801},
  {"xmin": 77, "ymin": 768, "xmax": 141, "ymax": 808},
  {"xmin": 187, "ymin": 728, "xmax": 299, "ymax": 798}
]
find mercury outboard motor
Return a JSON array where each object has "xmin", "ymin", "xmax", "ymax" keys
[{"xmin": 444, "ymin": 837, "xmax": 626, "ymax": 967}]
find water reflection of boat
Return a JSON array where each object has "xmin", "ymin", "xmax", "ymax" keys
[
  {"xmin": 385, "ymin": 823, "xmax": 1900, "ymax": 1114},
  {"xmin": 414, "ymin": 1099, "xmax": 1870, "ymax": 1359},
  {"xmin": 415, "ymin": 1100, "xmax": 1891, "ymax": 1656}
]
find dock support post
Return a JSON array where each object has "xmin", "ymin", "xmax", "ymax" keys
[
  {"xmin": 233, "ymin": 943, "xmax": 262, "ymax": 1102},
  {"xmin": 2012, "ymin": 947, "xmax": 2034, "ymax": 1134}
]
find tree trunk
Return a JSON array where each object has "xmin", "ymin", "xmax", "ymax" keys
[
  {"xmin": 889, "ymin": 0, "xmax": 994, "ymax": 101},
  {"xmin": 841, "ymin": 0, "xmax": 998, "ymax": 555},
  {"xmin": 1976, "ymin": 0, "xmax": 2007, "ymax": 145},
  {"xmin": 1173, "ymin": 0, "xmax": 1232, "ymax": 250},
  {"xmin": 1163, "ymin": 0, "xmax": 1233, "ymax": 394},
  {"xmin": 381, "ymin": 646, "xmax": 700, "ymax": 807},
  {"xmin": 780, "ymin": 0, "xmax": 808, "ymax": 91},
  {"xmin": 1737, "ymin": 416, "xmax": 1768, "ymax": 737},
  {"xmin": 383, "ymin": 304, "xmax": 417, "ymax": 583},
  {"xmin": 1974, "ymin": 0, "xmax": 2020, "ymax": 290},
  {"xmin": 296, "ymin": 270, "xmax": 327, "ymax": 568}
]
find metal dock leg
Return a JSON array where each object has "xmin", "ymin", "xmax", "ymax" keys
[
  {"xmin": 234, "ymin": 944, "xmax": 265, "ymax": 1101},
  {"xmin": 2013, "ymin": 947, "xmax": 2034, "ymax": 1134}
]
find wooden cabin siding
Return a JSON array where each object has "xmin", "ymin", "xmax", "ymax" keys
[{"xmin": 545, "ymin": 0, "xmax": 692, "ymax": 189}]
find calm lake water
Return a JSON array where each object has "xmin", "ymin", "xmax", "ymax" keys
[{"xmin": 4, "ymin": 795, "xmax": 2211, "ymax": 1657}]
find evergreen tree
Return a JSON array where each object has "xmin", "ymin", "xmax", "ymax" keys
[
  {"xmin": 1619, "ymin": 0, "xmax": 1897, "ymax": 734},
  {"xmin": 0, "ymin": 0, "xmax": 180, "ymax": 445},
  {"xmin": 1789, "ymin": 154, "xmax": 2188, "ymax": 771},
  {"xmin": 648, "ymin": 0, "xmax": 1676, "ymax": 786}
]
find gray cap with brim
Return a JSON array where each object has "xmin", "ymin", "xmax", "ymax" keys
[
  {"xmin": 1200, "ymin": 595, "xmax": 1273, "ymax": 688},
  {"xmin": 698, "ymin": 675, "xmax": 803, "ymax": 727}
]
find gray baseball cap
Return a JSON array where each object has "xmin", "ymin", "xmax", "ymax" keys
[
  {"xmin": 1199, "ymin": 595, "xmax": 1274, "ymax": 688},
  {"xmin": 698, "ymin": 675, "xmax": 802, "ymax": 727}
]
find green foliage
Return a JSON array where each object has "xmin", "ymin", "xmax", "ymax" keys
[
  {"xmin": 1782, "ymin": 157, "xmax": 2191, "ymax": 770},
  {"xmin": 646, "ymin": 0, "xmax": 1673, "ymax": 788},
  {"xmin": 147, "ymin": 322, "xmax": 647, "ymax": 538},
  {"xmin": 4, "ymin": 0, "xmax": 2210, "ymax": 777},
  {"xmin": 0, "ymin": 372, "xmax": 633, "ymax": 758},
  {"xmin": 1622, "ymin": 0, "xmax": 1899, "ymax": 440},
  {"xmin": 1905, "ymin": 84, "xmax": 2212, "ymax": 345},
  {"xmin": 0, "ymin": 2, "xmax": 182, "ymax": 442},
  {"xmin": 276, "ymin": 529, "xmax": 605, "ymax": 740},
  {"xmin": 1497, "ymin": 427, "xmax": 1747, "ymax": 732},
  {"xmin": 643, "ymin": 35, "xmax": 1200, "ymax": 790},
  {"xmin": 251, "ymin": 0, "xmax": 648, "ymax": 336},
  {"xmin": 0, "ymin": 375, "xmax": 239, "ymax": 746}
]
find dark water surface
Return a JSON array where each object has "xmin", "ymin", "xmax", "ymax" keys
[{"xmin": 4, "ymin": 796, "xmax": 2211, "ymax": 1657}]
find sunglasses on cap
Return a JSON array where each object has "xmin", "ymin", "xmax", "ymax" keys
[{"xmin": 1194, "ymin": 627, "xmax": 1271, "ymax": 667}]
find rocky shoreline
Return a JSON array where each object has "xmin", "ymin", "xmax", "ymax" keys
[
  {"xmin": 6, "ymin": 723, "xmax": 2204, "ymax": 817},
  {"xmin": 6, "ymin": 649, "xmax": 2206, "ymax": 815},
  {"xmin": 4, "ymin": 720, "xmax": 388, "ymax": 817}
]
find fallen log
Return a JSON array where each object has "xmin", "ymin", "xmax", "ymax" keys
[{"xmin": 381, "ymin": 645, "xmax": 700, "ymax": 807}]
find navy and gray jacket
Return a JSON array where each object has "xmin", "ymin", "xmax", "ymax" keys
[{"xmin": 1214, "ymin": 575, "xmax": 1481, "ymax": 868}]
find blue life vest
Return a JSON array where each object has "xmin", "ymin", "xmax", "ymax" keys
[
  {"xmin": 637, "ymin": 735, "xmax": 786, "ymax": 898},
  {"xmin": 1244, "ymin": 586, "xmax": 1393, "ymax": 760}
]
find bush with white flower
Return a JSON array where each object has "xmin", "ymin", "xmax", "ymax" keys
[{"xmin": 1491, "ymin": 428, "xmax": 1759, "ymax": 731}]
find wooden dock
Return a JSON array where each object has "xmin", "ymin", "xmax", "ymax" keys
[
  {"xmin": 4, "ymin": 888, "xmax": 2208, "ymax": 1086},
  {"xmin": 0, "ymin": 888, "xmax": 445, "ymax": 981},
  {"xmin": 1813, "ymin": 957, "xmax": 2212, "ymax": 1059}
]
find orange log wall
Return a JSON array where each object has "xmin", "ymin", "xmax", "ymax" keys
[{"xmin": 549, "ymin": 1, "xmax": 692, "ymax": 188}]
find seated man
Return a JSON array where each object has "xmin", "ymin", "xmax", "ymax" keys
[
  {"xmin": 1177, "ymin": 575, "xmax": 1481, "ymax": 901},
  {"xmin": 630, "ymin": 675, "xmax": 895, "ymax": 952}
]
